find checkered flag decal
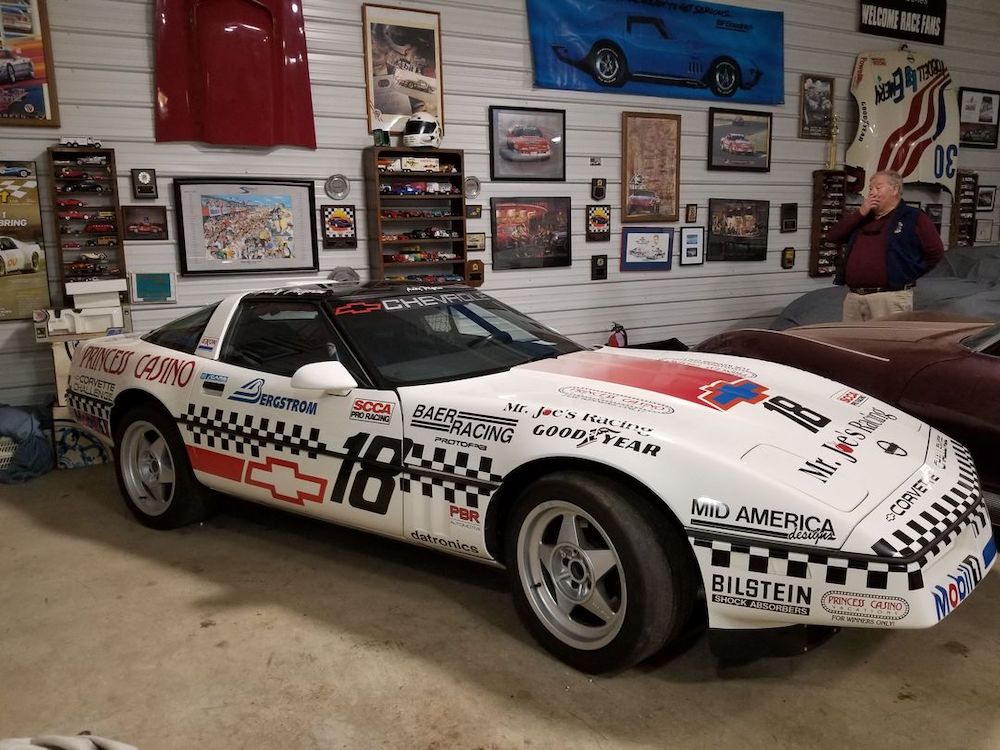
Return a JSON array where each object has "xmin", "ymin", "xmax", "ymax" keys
[
  {"xmin": 399, "ymin": 443, "xmax": 503, "ymax": 509},
  {"xmin": 180, "ymin": 404, "xmax": 326, "ymax": 459},
  {"xmin": 66, "ymin": 390, "xmax": 112, "ymax": 432}
]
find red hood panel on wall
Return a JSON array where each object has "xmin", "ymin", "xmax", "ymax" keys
[{"xmin": 155, "ymin": 0, "xmax": 317, "ymax": 149}]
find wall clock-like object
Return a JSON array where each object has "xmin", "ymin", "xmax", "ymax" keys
[
  {"xmin": 131, "ymin": 168, "xmax": 157, "ymax": 199},
  {"xmin": 324, "ymin": 174, "xmax": 350, "ymax": 200}
]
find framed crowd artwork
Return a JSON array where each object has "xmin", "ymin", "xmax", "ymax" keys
[{"xmin": 708, "ymin": 198, "xmax": 770, "ymax": 261}]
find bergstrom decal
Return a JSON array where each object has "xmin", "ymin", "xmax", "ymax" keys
[
  {"xmin": 229, "ymin": 378, "xmax": 319, "ymax": 415},
  {"xmin": 821, "ymin": 591, "xmax": 910, "ymax": 625},
  {"xmin": 556, "ymin": 386, "xmax": 674, "ymax": 414}
]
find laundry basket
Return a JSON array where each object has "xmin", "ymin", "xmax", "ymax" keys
[{"xmin": 0, "ymin": 437, "xmax": 16, "ymax": 471}]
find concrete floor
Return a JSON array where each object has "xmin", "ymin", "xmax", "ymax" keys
[{"xmin": 1, "ymin": 465, "xmax": 998, "ymax": 749}]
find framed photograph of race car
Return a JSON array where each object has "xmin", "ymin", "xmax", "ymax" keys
[
  {"xmin": 173, "ymin": 178, "xmax": 318, "ymax": 276},
  {"xmin": 621, "ymin": 111, "xmax": 680, "ymax": 223},
  {"xmin": 678, "ymin": 226, "xmax": 705, "ymax": 266},
  {"xmin": 362, "ymin": 5, "xmax": 443, "ymax": 134},
  {"xmin": 488, "ymin": 106, "xmax": 566, "ymax": 181},
  {"xmin": 799, "ymin": 75, "xmax": 834, "ymax": 140},
  {"xmin": 707, "ymin": 108, "xmax": 772, "ymax": 172},
  {"xmin": 707, "ymin": 198, "xmax": 769, "ymax": 261},
  {"xmin": 123, "ymin": 205, "xmax": 168, "ymax": 241},
  {"xmin": 320, "ymin": 205, "xmax": 358, "ymax": 249},
  {"xmin": 0, "ymin": 0, "xmax": 59, "ymax": 127},
  {"xmin": 490, "ymin": 196, "xmax": 571, "ymax": 270},
  {"xmin": 976, "ymin": 185, "xmax": 996, "ymax": 212},
  {"xmin": 620, "ymin": 227, "xmax": 673, "ymax": 272},
  {"xmin": 958, "ymin": 87, "xmax": 1000, "ymax": 149}
]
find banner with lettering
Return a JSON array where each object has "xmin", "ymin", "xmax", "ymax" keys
[
  {"xmin": 525, "ymin": 0, "xmax": 784, "ymax": 105},
  {"xmin": 0, "ymin": 161, "xmax": 50, "ymax": 321},
  {"xmin": 858, "ymin": 0, "xmax": 946, "ymax": 46},
  {"xmin": 844, "ymin": 50, "xmax": 958, "ymax": 196}
]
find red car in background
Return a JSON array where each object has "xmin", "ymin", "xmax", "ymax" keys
[
  {"xmin": 127, "ymin": 222, "xmax": 164, "ymax": 234},
  {"xmin": 84, "ymin": 221, "xmax": 115, "ymax": 233},
  {"xmin": 503, "ymin": 124, "xmax": 551, "ymax": 160},
  {"xmin": 720, "ymin": 133, "xmax": 754, "ymax": 154},
  {"xmin": 697, "ymin": 318, "xmax": 1000, "ymax": 523},
  {"xmin": 57, "ymin": 199, "xmax": 87, "ymax": 208},
  {"xmin": 625, "ymin": 188, "xmax": 660, "ymax": 216}
]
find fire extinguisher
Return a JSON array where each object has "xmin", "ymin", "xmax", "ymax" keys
[{"xmin": 607, "ymin": 322, "xmax": 628, "ymax": 347}]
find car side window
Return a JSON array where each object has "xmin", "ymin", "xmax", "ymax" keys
[
  {"xmin": 220, "ymin": 300, "xmax": 362, "ymax": 380},
  {"xmin": 142, "ymin": 303, "xmax": 219, "ymax": 354}
]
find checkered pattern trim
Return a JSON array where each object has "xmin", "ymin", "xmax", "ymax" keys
[
  {"xmin": 873, "ymin": 443, "xmax": 982, "ymax": 558},
  {"xmin": 691, "ymin": 538, "xmax": 925, "ymax": 592},
  {"xmin": 0, "ymin": 178, "xmax": 36, "ymax": 198},
  {"xmin": 400, "ymin": 443, "xmax": 503, "ymax": 509},
  {"xmin": 66, "ymin": 390, "xmax": 112, "ymax": 429},
  {"xmin": 179, "ymin": 404, "xmax": 326, "ymax": 459}
]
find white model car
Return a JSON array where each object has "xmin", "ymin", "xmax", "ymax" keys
[
  {"xmin": 0, "ymin": 235, "xmax": 41, "ymax": 275},
  {"xmin": 66, "ymin": 283, "xmax": 995, "ymax": 672}
]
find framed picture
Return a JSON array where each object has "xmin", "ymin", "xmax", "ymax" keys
[
  {"xmin": 976, "ymin": 185, "xmax": 997, "ymax": 212},
  {"xmin": 0, "ymin": 0, "xmax": 59, "ymax": 126},
  {"xmin": 123, "ymin": 205, "xmax": 168, "ymax": 241},
  {"xmin": 321, "ymin": 205, "xmax": 358, "ymax": 249},
  {"xmin": 129, "ymin": 272, "xmax": 177, "ymax": 304},
  {"xmin": 489, "ymin": 106, "xmax": 566, "ymax": 181},
  {"xmin": 621, "ymin": 227, "xmax": 673, "ymax": 272},
  {"xmin": 362, "ymin": 4, "xmax": 443, "ymax": 133},
  {"xmin": 904, "ymin": 200, "xmax": 922, "ymax": 210},
  {"xmin": 976, "ymin": 218, "xmax": 994, "ymax": 244},
  {"xmin": 621, "ymin": 111, "xmax": 681, "ymax": 223},
  {"xmin": 780, "ymin": 202, "xmax": 797, "ymax": 233},
  {"xmin": 925, "ymin": 203, "xmax": 944, "ymax": 232},
  {"xmin": 173, "ymin": 178, "xmax": 318, "ymax": 276},
  {"xmin": 0, "ymin": 161, "xmax": 49, "ymax": 320},
  {"xmin": 959, "ymin": 88, "xmax": 1000, "ymax": 149},
  {"xmin": 685, "ymin": 203, "xmax": 698, "ymax": 223},
  {"xmin": 799, "ymin": 75, "xmax": 834, "ymax": 139},
  {"xmin": 466, "ymin": 204, "xmax": 482, "ymax": 219},
  {"xmin": 466, "ymin": 232, "xmax": 486, "ymax": 251},
  {"xmin": 707, "ymin": 108, "xmax": 773, "ymax": 172},
  {"xmin": 490, "ymin": 197, "xmax": 571, "ymax": 270},
  {"xmin": 130, "ymin": 168, "xmax": 158, "ymax": 199},
  {"xmin": 586, "ymin": 204, "xmax": 611, "ymax": 241},
  {"xmin": 708, "ymin": 199, "xmax": 770, "ymax": 261},
  {"xmin": 679, "ymin": 226, "xmax": 705, "ymax": 266}
]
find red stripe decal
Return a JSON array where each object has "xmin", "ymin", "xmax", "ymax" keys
[{"xmin": 187, "ymin": 445, "xmax": 245, "ymax": 481}]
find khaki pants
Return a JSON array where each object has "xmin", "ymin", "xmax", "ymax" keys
[{"xmin": 842, "ymin": 288, "xmax": 913, "ymax": 322}]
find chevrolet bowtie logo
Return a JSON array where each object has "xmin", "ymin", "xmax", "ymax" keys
[{"xmin": 244, "ymin": 457, "xmax": 328, "ymax": 505}]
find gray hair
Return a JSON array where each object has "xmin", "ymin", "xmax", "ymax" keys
[{"xmin": 872, "ymin": 169, "xmax": 903, "ymax": 195}]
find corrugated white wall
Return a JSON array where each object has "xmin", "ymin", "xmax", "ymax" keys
[{"xmin": 2, "ymin": 0, "xmax": 999, "ymax": 406}]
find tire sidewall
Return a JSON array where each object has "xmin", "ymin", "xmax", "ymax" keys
[{"xmin": 590, "ymin": 44, "xmax": 626, "ymax": 87}]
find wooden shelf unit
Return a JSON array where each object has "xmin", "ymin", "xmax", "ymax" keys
[{"xmin": 808, "ymin": 169, "xmax": 847, "ymax": 278}]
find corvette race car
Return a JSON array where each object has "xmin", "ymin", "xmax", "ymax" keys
[
  {"xmin": 67, "ymin": 283, "xmax": 995, "ymax": 673},
  {"xmin": 503, "ymin": 124, "xmax": 551, "ymax": 161},
  {"xmin": 720, "ymin": 133, "xmax": 754, "ymax": 154},
  {"xmin": 0, "ymin": 235, "xmax": 42, "ymax": 274}
]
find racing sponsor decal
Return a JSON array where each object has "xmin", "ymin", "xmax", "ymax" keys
[
  {"xmin": 932, "ymin": 554, "xmax": 984, "ymax": 621},
  {"xmin": 133, "ymin": 354, "xmax": 197, "ymax": 387},
  {"xmin": 244, "ymin": 456, "xmax": 328, "ymax": 506},
  {"xmin": 382, "ymin": 291, "xmax": 488, "ymax": 311},
  {"xmin": 834, "ymin": 389, "xmax": 868, "ymax": 407},
  {"xmin": 410, "ymin": 530, "xmax": 480, "ymax": 555},
  {"xmin": 527, "ymin": 405, "xmax": 653, "ymax": 436},
  {"xmin": 555, "ymin": 387, "xmax": 674, "ymax": 414},
  {"xmin": 532, "ymin": 423, "xmax": 660, "ymax": 456},
  {"xmin": 70, "ymin": 375, "xmax": 116, "ymax": 402},
  {"xmin": 884, "ymin": 474, "xmax": 940, "ymax": 522},
  {"xmin": 196, "ymin": 336, "xmax": 218, "ymax": 352},
  {"xmin": 434, "ymin": 436, "xmax": 486, "ymax": 452},
  {"xmin": 663, "ymin": 357, "xmax": 758, "ymax": 380},
  {"xmin": 699, "ymin": 379, "xmax": 768, "ymax": 410},
  {"xmin": 690, "ymin": 498, "xmax": 835, "ymax": 542},
  {"xmin": 334, "ymin": 301, "xmax": 382, "ymax": 316},
  {"xmin": 877, "ymin": 440, "xmax": 907, "ymax": 456},
  {"xmin": 797, "ymin": 408, "xmax": 900, "ymax": 483},
  {"xmin": 710, "ymin": 574, "xmax": 812, "ymax": 617},
  {"xmin": 200, "ymin": 372, "xmax": 228, "ymax": 385},
  {"xmin": 229, "ymin": 378, "xmax": 319, "ymax": 415},
  {"xmin": 411, "ymin": 405, "xmax": 516, "ymax": 443},
  {"xmin": 349, "ymin": 399, "xmax": 394, "ymax": 424},
  {"xmin": 449, "ymin": 505, "xmax": 481, "ymax": 529},
  {"xmin": 78, "ymin": 346, "xmax": 134, "ymax": 376},
  {"xmin": 930, "ymin": 432, "xmax": 949, "ymax": 471},
  {"xmin": 821, "ymin": 591, "xmax": 910, "ymax": 625}
]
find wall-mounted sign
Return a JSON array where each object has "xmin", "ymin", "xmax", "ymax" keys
[{"xmin": 858, "ymin": 0, "xmax": 946, "ymax": 46}]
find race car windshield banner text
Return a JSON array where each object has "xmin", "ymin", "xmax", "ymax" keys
[{"xmin": 526, "ymin": 0, "xmax": 784, "ymax": 105}]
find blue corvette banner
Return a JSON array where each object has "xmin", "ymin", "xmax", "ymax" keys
[{"xmin": 526, "ymin": 0, "xmax": 784, "ymax": 105}]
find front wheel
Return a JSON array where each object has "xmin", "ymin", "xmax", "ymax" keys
[
  {"xmin": 113, "ymin": 403, "xmax": 215, "ymax": 529},
  {"xmin": 27, "ymin": 252, "xmax": 39, "ymax": 272},
  {"xmin": 5, "ymin": 64, "xmax": 14, "ymax": 83},
  {"xmin": 708, "ymin": 59, "xmax": 740, "ymax": 97},
  {"xmin": 506, "ymin": 471, "xmax": 694, "ymax": 673},
  {"xmin": 588, "ymin": 43, "xmax": 627, "ymax": 87}
]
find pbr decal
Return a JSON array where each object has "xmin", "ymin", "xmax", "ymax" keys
[
  {"xmin": 244, "ymin": 456, "xmax": 328, "ymax": 506},
  {"xmin": 690, "ymin": 498, "xmax": 835, "ymax": 541},
  {"xmin": 350, "ymin": 399, "xmax": 394, "ymax": 424},
  {"xmin": 556, "ymin": 386, "xmax": 674, "ymax": 414},
  {"xmin": 229, "ymin": 378, "xmax": 319, "ymax": 415},
  {"xmin": 710, "ymin": 574, "xmax": 812, "ymax": 617},
  {"xmin": 70, "ymin": 375, "xmax": 116, "ymax": 402},
  {"xmin": 411, "ymin": 405, "xmax": 517, "ymax": 443},
  {"xmin": 932, "ymin": 555, "xmax": 983, "ymax": 621},
  {"xmin": 821, "ymin": 591, "xmax": 910, "ymax": 625},
  {"xmin": 449, "ymin": 505, "xmax": 482, "ymax": 529}
]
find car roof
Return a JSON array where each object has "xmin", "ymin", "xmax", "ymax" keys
[{"xmin": 242, "ymin": 280, "xmax": 480, "ymax": 303}]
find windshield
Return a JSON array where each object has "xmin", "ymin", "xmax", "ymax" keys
[
  {"xmin": 330, "ymin": 290, "xmax": 584, "ymax": 387},
  {"xmin": 961, "ymin": 322, "xmax": 1000, "ymax": 354}
]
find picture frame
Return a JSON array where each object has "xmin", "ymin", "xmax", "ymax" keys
[
  {"xmin": 976, "ymin": 185, "xmax": 997, "ymax": 212},
  {"xmin": 173, "ymin": 178, "xmax": 318, "ymax": 276},
  {"xmin": 621, "ymin": 227, "xmax": 673, "ymax": 272},
  {"xmin": 362, "ymin": 4, "xmax": 443, "ymax": 134},
  {"xmin": 976, "ymin": 218, "xmax": 994, "ymax": 244},
  {"xmin": 707, "ymin": 108, "xmax": 773, "ymax": 172},
  {"xmin": 678, "ymin": 226, "xmax": 705, "ymax": 266},
  {"xmin": 621, "ymin": 111, "xmax": 681, "ymax": 223},
  {"xmin": 781, "ymin": 247, "xmax": 796, "ymax": 269},
  {"xmin": 685, "ymin": 203, "xmax": 698, "ymax": 223},
  {"xmin": 780, "ymin": 202, "xmax": 798, "ymax": 233},
  {"xmin": 0, "ymin": 0, "xmax": 59, "ymax": 127},
  {"xmin": 489, "ymin": 106, "xmax": 566, "ymax": 181},
  {"xmin": 466, "ymin": 232, "xmax": 486, "ymax": 251},
  {"xmin": 129, "ymin": 272, "xmax": 177, "ymax": 304},
  {"xmin": 799, "ymin": 75, "xmax": 834, "ymax": 139},
  {"xmin": 321, "ymin": 205, "xmax": 358, "ymax": 249},
  {"xmin": 465, "ymin": 204, "xmax": 482, "ymax": 219},
  {"xmin": 586, "ymin": 204, "xmax": 611, "ymax": 242},
  {"xmin": 0, "ymin": 160, "xmax": 49, "ymax": 320},
  {"xmin": 123, "ymin": 205, "xmax": 168, "ymax": 241},
  {"xmin": 958, "ymin": 88, "xmax": 1000, "ymax": 149},
  {"xmin": 490, "ymin": 197, "xmax": 571, "ymax": 270},
  {"xmin": 708, "ymin": 199, "xmax": 770, "ymax": 261},
  {"xmin": 904, "ymin": 200, "xmax": 922, "ymax": 210}
]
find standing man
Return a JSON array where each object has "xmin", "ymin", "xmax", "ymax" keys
[{"xmin": 827, "ymin": 169, "xmax": 943, "ymax": 321}]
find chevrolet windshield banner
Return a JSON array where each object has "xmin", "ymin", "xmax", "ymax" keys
[
  {"xmin": 525, "ymin": 0, "xmax": 784, "ymax": 105},
  {"xmin": 858, "ymin": 0, "xmax": 946, "ymax": 46}
]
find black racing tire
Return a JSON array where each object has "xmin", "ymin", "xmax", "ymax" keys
[
  {"xmin": 27, "ymin": 252, "xmax": 40, "ymax": 272},
  {"xmin": 707, "ymin": 58, "xmax": 740, "ymax": 97},
  {"xmin": 112, "ymin": 403, "xmax": 215, "ymax": 530},
  {"xmin": 588, "ymin": 42, "xmax": 628, "ymax": 87},
  {"xmin": 0, "ymin": 261, "xmax": 5, "ymax": 277},
  {"xmin": 5, "ymin": 64, "xmax": 14, "ymax": 84},
  {"xmin": 505, "ymin": 470, "xmax": 695, "ymax": 673},
  {"xmin": 17, "ymin": 169, "xmax": 29, "ymax": 177}
]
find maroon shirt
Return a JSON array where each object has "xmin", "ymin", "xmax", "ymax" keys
[{"xmin": 826, "ymin": 208, "xmax": 943, "ymax": 289}]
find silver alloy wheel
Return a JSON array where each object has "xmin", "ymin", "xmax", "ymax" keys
[
  {"xmin": 119, "ymin": 419, "xmax": 177, "ymax": 517},
  {"xmin": 593, "ymin": 47, "xmax": 622, "ymax": 84},
  {"xmin": 516, "ymin": 500, "xmax": 626, "ymax": 651},
  {"xmin": 713, "ymin": 61, "xmax": 738, "ymax": 95}
]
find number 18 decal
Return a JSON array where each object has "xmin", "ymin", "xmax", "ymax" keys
[{"xmin": 331, "ymin": 432, "xmax": 412, "ymax": 515}]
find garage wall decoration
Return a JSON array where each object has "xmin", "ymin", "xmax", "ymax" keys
[
  {"xmin": 0, "ymin": 161, "xmax": 50, "ymax": 320},
  {"xmin": 154, "ymin": 0, "xmax": 316, "ymax": 149},
  {"xmin": 0, "ymin": 0, "xmax": 59, "ymax": 126},
  {"xmin": 525, "ymin": 0, "xmax": 784, "ymax": 105}
]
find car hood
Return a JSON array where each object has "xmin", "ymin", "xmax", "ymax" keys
[{"xmin": 786, "ymin": 320, "xmax": 988, "ymax": 350}]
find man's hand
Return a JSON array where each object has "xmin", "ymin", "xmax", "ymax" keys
[{"xmin": 860, "ymin": 192, "xmax": 879, "ymax": 216}]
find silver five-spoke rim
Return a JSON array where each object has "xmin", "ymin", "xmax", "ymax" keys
[
  {"xmin": 715, "ymin": 62, "xmax": 737, "ymax": 93},
  {"xmin": 120, "ymin": 420, "xmax": 176, "ymax": 516},
  {"xmin": 517, "ymin": 500, "xmax": 626, "ymax": 650},
  {"xmin": 594, "ymin": 49, "xmax": 621, "ymax": 82}
]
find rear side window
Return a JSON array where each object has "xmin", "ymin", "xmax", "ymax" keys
[{"xmin": 142, "ymin": 304, "xmax": 218, "ymax": 354}]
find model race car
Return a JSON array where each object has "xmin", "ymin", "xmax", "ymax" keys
[
  {"xmin": 67, "ymin": 282, "xmax": 995, "ymax": 673},
  {"xmin": 0, "ymin": 165, "xmax": 31, "ymax": 177},
  {"xmin": 0, "ymin": 235, "xmax": 42, "ymax": 275},
  {"xmin": 720, "ymin": 133, "xmax": 754, "ymax": 154}
]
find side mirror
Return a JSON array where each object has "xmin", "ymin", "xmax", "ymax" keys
[{"xmin": 290, "ymin": 361, "xmax": 357, "ymax": 395}]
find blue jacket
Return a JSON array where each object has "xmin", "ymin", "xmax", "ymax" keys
[{"xmin": 834, "ymin": 203, "xmax": 930, "ymax": 289}]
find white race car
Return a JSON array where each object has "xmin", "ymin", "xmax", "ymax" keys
[
  {"xmin": 67, "ymin": 283, "xmax": 995, "ymax": 673},
  {"xmin": 0, "ymin": 235, "xmax": 42, "ymax": 275}
]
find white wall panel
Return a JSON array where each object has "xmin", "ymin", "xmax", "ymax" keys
[{"xmin": 1, "ymin": 0, "xmax": 999, "ymax": 406}]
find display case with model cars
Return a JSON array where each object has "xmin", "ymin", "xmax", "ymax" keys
[
  {"xmin": 950, "ymin": 170, "xmax": 978, "ymax": 248},
  {"xmin": 365, "ymin": 146, "xmax": 475, "ymax": 285},
  {"xmin": 808, "ymin": 169, "xmax": 847, "ymax": 277},
  {"xmin": 47, "ymin": 145, "xmax": 127, "ymax": 290}
]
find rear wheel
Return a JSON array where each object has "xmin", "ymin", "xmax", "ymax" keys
[
  {"xmin": 506, "ymin": 471, "xmax": 694, "ymax": 673},
  {"xmin": 588, "ymin": 43, "xmax": 627, "ymax": 87},
  {"xmin": 708, "ymin": 59, "xmax": 740, "ymax": 97},
  {"xmin": 5, "ymin": 64, "xmax": 14, "ymax": 83}
]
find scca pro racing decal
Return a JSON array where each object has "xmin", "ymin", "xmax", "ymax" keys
[
  {"xmin": 229, "ymin": 378, "xmax": 318, "ymax": 415},
  {"xmin": 350, "ymin": 399, "xmax": 394, "ymax": 424}
]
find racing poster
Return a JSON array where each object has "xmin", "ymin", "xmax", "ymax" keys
[
  {"xmin": 858, "ymin": 0, "xmax": 946, "ymax": 46},
  {"xmin": 844, "ymin": 49, "xmax": 958, "ymax": 196},
  {"xmin": 0, "ymin": 160, "xmax": 50, "ymax": 320},
  {"xmin": 525, "ymin": 0, "xmax": 784, "ymax": 105},
  {"xmin": 0, "ymin": 0, "xmax": 59, "ymax": 125}
]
